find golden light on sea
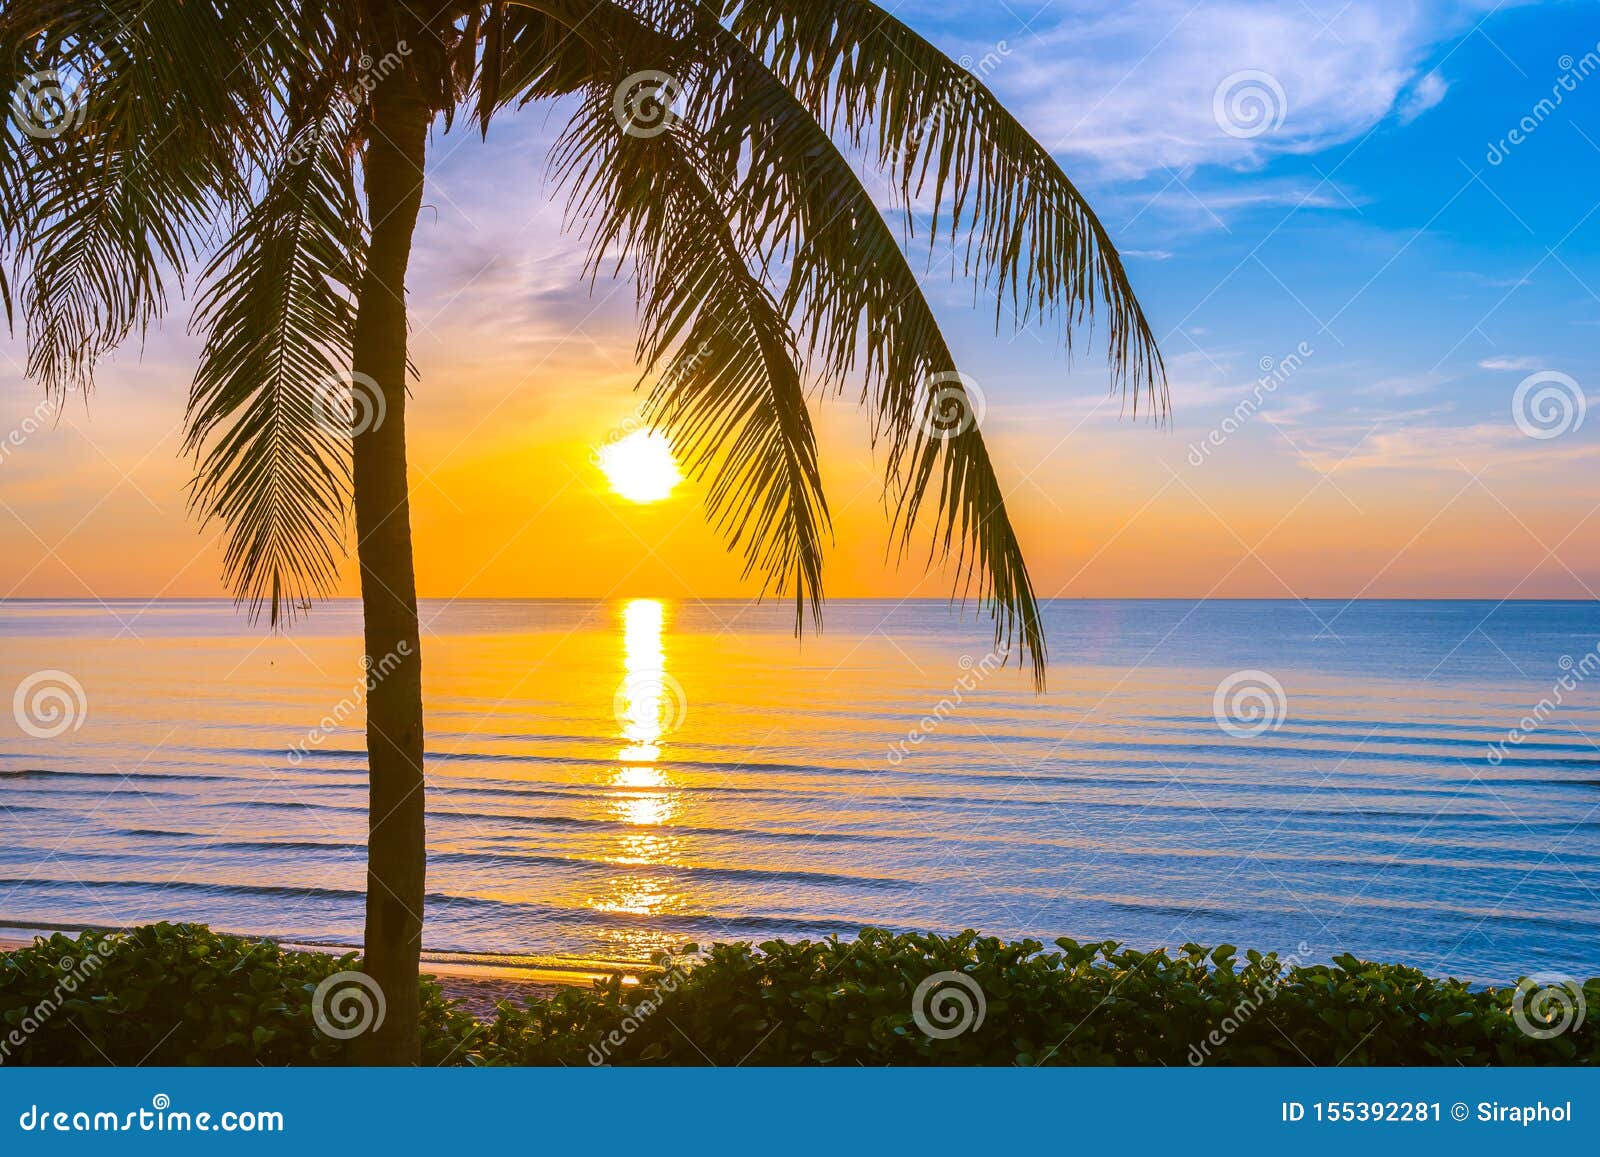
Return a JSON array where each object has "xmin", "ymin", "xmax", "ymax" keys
[
  {"xmin": 616, "ymin": 598, "xmax": 669, "ymax": 762},
  {"xmin": 589, "ymin": 598, "xmax": 687, "ymax": 925}
]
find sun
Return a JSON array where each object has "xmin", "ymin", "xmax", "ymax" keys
[{"xmin": 597, "ymin": 429, "xmax": 682, "ymax": 503}]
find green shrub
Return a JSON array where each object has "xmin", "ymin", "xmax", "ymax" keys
[
  {"xmin": 0, "ymin": 923, "xmax": 481, "ymax": 1065},
  {"xmin": 2, "ymin": 923, "xmax": 1594, "ymax": 1065},
  {"xmin": 480, "ymin": 930, "xmax": 1599, "ymax": 1066}
]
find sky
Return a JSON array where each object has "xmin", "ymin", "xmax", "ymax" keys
[{"xmin": 1, "ymin": 0, "xmax": 1598, "ymax": 608}]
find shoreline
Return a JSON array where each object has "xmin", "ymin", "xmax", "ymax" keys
[{"xmin": 0, "ymin": 922, "xmax": 607, "ymax": 1019}]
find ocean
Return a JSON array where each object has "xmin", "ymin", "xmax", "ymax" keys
[{"xmin": 1, "ymin": 597, "xmax": 1597, "ymax": 982}]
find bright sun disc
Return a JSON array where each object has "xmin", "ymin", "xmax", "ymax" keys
[{"xmin": 597, "ymin": 429, "xmax": 682, "ymax": 503}]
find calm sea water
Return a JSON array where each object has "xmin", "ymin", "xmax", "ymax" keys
[{"xmin": 1, "ymin": 598, "xmax": 1597, "ymax": 982}]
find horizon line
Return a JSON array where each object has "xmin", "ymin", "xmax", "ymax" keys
[{"xmin": 0, "ymin": 595, "xmax": 1595, "ymax": 605}]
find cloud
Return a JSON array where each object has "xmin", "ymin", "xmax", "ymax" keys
[
  {"xmin": 1397, "ymin": 71, "xmax": 1449, "ymax": 122},
  {"xmin": 1478, "ymin": 356, "xmax": 1544, "ymax": 371},
  {"xmin": 965, "ymin": 0, "xmax": 1533, "ymax": 179},
  {"xmin": 1288, "ymin": 418, "xmax": 1597, "ymax": 477}
]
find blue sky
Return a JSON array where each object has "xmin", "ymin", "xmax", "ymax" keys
[
  {"xmin": 3, "ymin": 0, "xmax": 1598, "ymax": 601},
  {"xmin": 896, "ymin": 0, "xmax": 1600, "ymax": 454}
]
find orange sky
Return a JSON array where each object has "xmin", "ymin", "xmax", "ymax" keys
[
  {"xmin": 2, "ymin": 91, "xmax": 1597, "ymax": 608},
  {"xmin": 1, "ymin": 309, "xmax": 1595, "ymax": 607}
]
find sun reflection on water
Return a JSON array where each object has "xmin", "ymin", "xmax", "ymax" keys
[
  {"xmin": 590, "ymin": 599, "xmax": 687, "ymax": 927},
  {"xmin": 617, "ymin": 599, "xmax": 667, "ymax": 763}
]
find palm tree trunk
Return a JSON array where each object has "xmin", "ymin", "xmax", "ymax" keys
[{"xmin": 350, "ymin": 59, "xmax": 429, "ymax": 1065}]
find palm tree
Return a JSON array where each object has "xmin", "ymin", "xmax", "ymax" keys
[{"xmin": 0, "ymin": 0, "xmax": 1164, "ymax": 1062}]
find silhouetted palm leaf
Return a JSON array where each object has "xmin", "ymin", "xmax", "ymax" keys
[
  {"xmin": 555, "ymin": 82, "xmax": 829, "ymax": 620},
  {"xmin": 728, "ymin": 0, "xmax": 1165, "ymax": 401},
  {"xmin": 0, "ymin": 0, "xmax": 291, "ymax": 391},
  {"xmin": 185, "ymin": 104, "xmax": 367, "ymax": 626},
  {"xmin": 4, "ymin": 0, "xmax": 1164, "ymax": 683}
]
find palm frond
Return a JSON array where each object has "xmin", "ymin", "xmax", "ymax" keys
[
  {"xmin": 691, "ymin": 13, "xmax": 1047, "ymax": 677},
  {"xmin": 184, "ymin": 103, "xmax": 367, "ymax": 627},
  {"xmin": 504, "ymin": 0, "xmax": 1058, "ymax": 674},
  {"xmin": 487, "ymin": 4, "xmax": 602, "ymax": 115},
  {"xmin": 726, "ymin": 0, "xmax": 1166, "ymax": 413},
  {"xmin": 1, "ymin": 0, "xmax": 297, "ymax": 393},
  {"xmin": 552, "ymin": 79, "xmax": 829, "ymax": 622}
]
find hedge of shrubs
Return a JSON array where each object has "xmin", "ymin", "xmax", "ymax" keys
[
  {"xmin": 0, "ymin": 924, "xmax": 479, "ymax": 1066},
  {"xmin": 2, "ymin": 923, "xmax": 1595, "ymax": 1065}
]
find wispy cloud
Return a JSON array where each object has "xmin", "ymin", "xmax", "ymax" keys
[
  {"xmin": 971, "ymin": 0, "xmax": 1539, "ymax": 179},
  {"xmin": 1397, "ymin": 71, "xmax": 1449, "ymax": 123},
  {"xmin": 1293, "ymin": 419, "xmax": 1598, "ymax": 476}
]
